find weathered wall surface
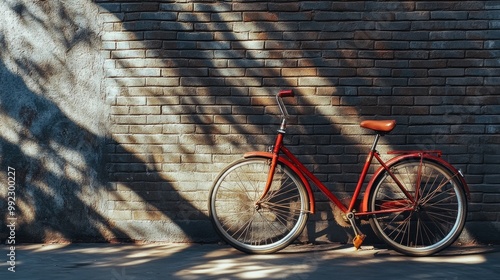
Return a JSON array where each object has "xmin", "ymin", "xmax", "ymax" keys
[
  {"xmin": 1, "ymin": 1, "xmax": 499, "ymax": 244},
  {"xmin": 0, "ymin": 0, "xmax": 113, "ymax": 242}
]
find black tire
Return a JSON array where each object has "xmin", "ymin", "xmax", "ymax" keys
[
  {"xmin": 368, "ymin": 158, "xmax": 467, "ymax": 256},
  {"xmin": 209, "ymin": 157, "xmax": 309, "ymax": 254}
]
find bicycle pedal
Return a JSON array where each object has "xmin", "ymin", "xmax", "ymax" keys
[{"xmin": 353, "ymin": 234, "xmax": 366, "ymax": 250}]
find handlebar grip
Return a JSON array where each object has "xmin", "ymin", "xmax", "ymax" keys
[{"xmin": 278, "ymin": 90, "xmax": 294, "ymax": 98}]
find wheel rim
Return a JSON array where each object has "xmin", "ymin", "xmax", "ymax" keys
[
  {"xmin": 210, "ymin": 159, "xmax": 308, "ymax": 252},
  {"xmin": 370, "ymin": 160, "xmax": 466, "ymax": 255}
]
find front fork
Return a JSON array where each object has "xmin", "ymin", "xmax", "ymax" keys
[{"xmin": 256, "ymin": 133, "xmax": 285, "ymax": 204}]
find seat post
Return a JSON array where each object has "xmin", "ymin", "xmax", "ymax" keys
[{"xmin": 370, "ymin": 134, "xmax": 381, "ymax": 152}]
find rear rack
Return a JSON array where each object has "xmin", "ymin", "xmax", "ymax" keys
[{"xmin": 387, "ymin": 150, "xmax": 443, "ymax": 157}]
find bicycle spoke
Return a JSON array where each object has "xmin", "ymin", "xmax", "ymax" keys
[
  {"xmin": 258, "ymin": 211, "xmax": 288, "ymax": 236},
  {"xmin": 209, "ymin": 158, "xmax": 308, "ymax": 253},
  {"xmin": 418, "ymin": 175, "xmax": 449, "ymax": 204},
  {"xmin": 385, "ymin": 214, "xmax": 412, "ymax": 244}
]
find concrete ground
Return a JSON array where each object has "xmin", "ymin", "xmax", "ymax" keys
[{"xmin": 1, "ymin": 243, "xmax": 499, "ymax": 279}]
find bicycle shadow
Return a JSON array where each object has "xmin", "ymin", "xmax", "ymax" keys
[{"xmin": 276, "ymin": 242, "xmax": 500, "ymax": 257}]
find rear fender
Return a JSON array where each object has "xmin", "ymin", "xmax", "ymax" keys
[
  {"xmin": 361, "ymin": 152, "xmax": 470, "ymax": 213},
  {"xmin": 244, "ymin": 151, "xmax": 316, "ymax": 214}
]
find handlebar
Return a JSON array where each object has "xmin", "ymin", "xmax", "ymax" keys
[
  {"xmin": 276, "ymin": 90, "xmax": 294, "ymax": 119},
  {"xmin": 278, "ymin": 89, "xmax": 294, "ymax": 98}
]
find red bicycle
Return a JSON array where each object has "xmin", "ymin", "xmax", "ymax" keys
[{"xmin": 209, "ymin": 90, "xmax": 469, "ymax": 256}]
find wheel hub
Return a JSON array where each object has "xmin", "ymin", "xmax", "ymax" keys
[
  {"xmin": 255, "ymin": 202, "xmax": 262, "ymax": 211},
  {"xmin": 414, "ymin": 204, "xmax": 422, "ymax": 212}
]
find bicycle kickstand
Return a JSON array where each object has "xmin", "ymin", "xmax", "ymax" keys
[{"xmin": 346, "ymin": 212, "xmax": 366, "ymax": 250}]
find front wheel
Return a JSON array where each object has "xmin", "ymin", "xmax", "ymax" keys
[
  {"xmin": 368, "ymin": 158, "xmax": 467, "ymax": 256},
  {"xmin": 209, "ymin": 157, "xmax": 309, "ymax": 254}
]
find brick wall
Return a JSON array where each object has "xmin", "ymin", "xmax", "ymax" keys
[{"xmin": 98, "ymin": 1, "xmax": 500, "ymax": 243}]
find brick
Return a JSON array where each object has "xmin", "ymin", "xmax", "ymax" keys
[
  {"xmin": 195, "ymin": 23, "xmax": 233, "ymax": 32},
  {"xmin": 244, "ymin": 12, "xmax": 279, "ymax": 22},
  {"xmin": 373, "ymin": 78, "xmax": 408, "ymax": 86},
  {"xmin": 300, "ymin": 2, "xmax": 331, "ymax": 11},
  {"xmin": 162, "ymin": 124, "xmax": 196, "ymax": 134},
  {"xmin": 246, "ymin": 68, "xmax": 280, "ymax": 77},
  {"xmin": 146, "ymin": 78, "xmax": 180, "ymax": 87},
  {"xmin": 163, "ymin": 68, "xmax": 208, "ymax": 77},
  {"xmin": 451, "ymin": 125, "xmax": 485, "ymax": 134},
  {"xmin": 282, "ymin": 68, "xmax": 316, "ymax": 77},
  {"xmin": 121, "ymin": 3, "xmax": 158, "ymax": 12},
  {"xmin": 112, "ymin": 106, "xmax": 129, "ymax": 115},
  {"xmin": 298, "ymin": 77, "xmax": 333, "ymax": 86},
  {"xmin": 129, "ymin": 124, "xmax": 162, "ymax": 134},
  {"xmin": 392, "ymin": 106, "xmax": 429, "ymax": 115},
  {"xmin": 102, "ymin": 32, "xmax": 142, "ymax": 41},
  {"xmin": 116, "ymin": 97, "xmax": 147, "ymax": 106},
  {"xmin": 160, "ymin": 22, "xmax": 194, "ymax": 31},
  {"xmin": 268, "ymin": 2, "xmax": 300, "ymax": 11},
  {"xmin": 395, "ymin": 11, "xmax": 430, "ymax": 20},
  {"xmin": 108, "ymin": 210, "xmax": 132, "ymax": 220},
  {"xmin": 144, "ymin": 31, "xmax": 176, "ymax": 40},
  {"xmin": 314, "ymin": 12, "xmax": 362, "ymax": 21},
  {"xmin": 159, "ymin": 3, "xmax": 193, "ymax": 12},
  {"xmin": 470, "ymin": 11, "xmax": 500, "ymax": 20},
  {"xmin": 180, "ymin": 114, "xmax": 213, "ymax": 124},
  {"xmin": 408, "ymin": 77, "xmax": 445, "ymax": 86},
  {"xmin": 430, "ymin": 11, "xmax": 469, "ymax": 20},
  {"xmin": 114, "ymin": 134, "xmax": 179, "ymax": 144},
  {"xmin": 180, "ymin": 77, "xmax": 224, "ymax": 86},
  {"xmin": 109, "ymin": 124, "xmax": 128, "ymax": 134},
  {"xmin": 429, "ymin": 68, "xmax": 465, "ymax": 77},
  {"xmin": 484, "ymin": 76, "xmax": 500, "ymax": 85},
  {"xmin": 211, "ymin": 13, "xmax": 243, "ymax": 22},
  {"xmin": 133, "ymin": 211, "xmax": 165, "ymax": 220},
  {"xmin": 122, "ymin": 21, "xmax": 161, "ymax": 31},
  {"xmin": 112, "ymin": 115, "xmax": 147, "ymax": 124},
  {"xmin": 116, "ymin": 40, "xmax": 162, "ymax": 50},
  {"xmin": 233, "ymin": 2, "xmax": 268, "ymax": 11},
  {"xmin": 111, "ymin": 50, "xmax": 145, "ymax": 59},
  {"xmin": 358, "ymin": 87, "xmax": 391, "ymax": 96},
  {"xmin": 447, "ymin": 77, "xmax": 483, "ymax": 86},
  {"xmin": 265, "ymin": 41, "xmax": 300, "ymax": 50},
  {"xmin": 429, "ymin": 30, "xmax": 467, "ymax": 40},
  {"xmin": 194, "ymin": 3, "xmax": 231, "ymax": 12},
  {"xmin": 206, "ymin": 68, "xmax": 239, "ymax": 78},
  {"xmin": 179, "ymin": 50, "xmax": 214, "ymax": 58},
  {"xmin": 178, "ymin": 12, "xmax": 211, "ymax": 22},
  {"xmin": 411, "ymin": 41, "xmax": 483, "ymax": 50},
  {"xmin": 419, "ymin": 2, "xmax": 484, "ymax": 10}
]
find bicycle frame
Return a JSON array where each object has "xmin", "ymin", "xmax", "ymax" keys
[
  {"xmin": 244, "ymin": 137, "xmax": 411, "ymax": 217},
  {"xmin": 245, "ymin": 135, "xmax": 469, "ymax": 219},
  {"xmin": 243, "ymin": 93, "xmax": 470, "ymax": 219}
]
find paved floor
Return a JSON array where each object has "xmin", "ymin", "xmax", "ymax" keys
[{"xmin": 1, "ymin": 243, "xmax": 499, "ymax": 279}]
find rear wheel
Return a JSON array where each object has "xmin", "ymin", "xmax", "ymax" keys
[
  {"xmin": 209, "ymin": 157, "xmax": 309, "ymax": 254},
  {"xmin": 368, "ymin": 158, "xmax": 467, "ymax": 256}
]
